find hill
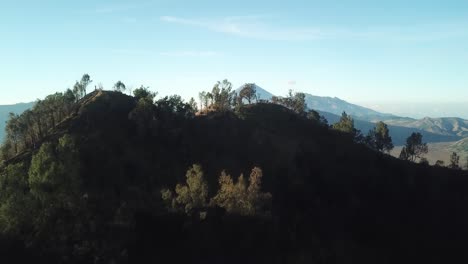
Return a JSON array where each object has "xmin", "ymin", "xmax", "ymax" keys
[
  {"xmin": 448, "ymin": 137, "xmax": 468, "ymax": 154},
  {"xmin": 0, "ymin": 102, "xmax": 34, "ymax": 142},
  {"xmin": 1, "ymin": 90, "xmax": 468, "ymax": 263}
]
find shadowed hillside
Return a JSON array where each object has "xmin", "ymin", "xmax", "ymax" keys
[{"xmin": 1, "ymin": 90, "xmax": 468, "ymax": 264}]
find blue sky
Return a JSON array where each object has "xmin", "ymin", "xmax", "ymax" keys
[{"xmin": 1, "ymin": 0, "xmax": 468, "ymax": 117}]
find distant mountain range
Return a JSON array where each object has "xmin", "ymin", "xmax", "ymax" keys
[
  {"xmin": 317, "ymin": 111, "xmax": 460, "ymax": 145},
  {"xmin": 236, "ymin": 84, "xmax": 467, "ymax": 145},
  {"xmin": 0, "ymin": 102, "xmax": 35, "ymax": 141},
  {"xmin": 384, "ymin": 117, "xmax": 468, "ymax": 137}
]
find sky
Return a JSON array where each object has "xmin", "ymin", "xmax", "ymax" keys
[{"xmin": 1, "ymin": 0, "xmax": 468, "ymax": 118}]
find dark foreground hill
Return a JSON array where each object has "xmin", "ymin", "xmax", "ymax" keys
[{"xmin": 1, "ymin": 91, "xmax": 468, "ymax": 264}]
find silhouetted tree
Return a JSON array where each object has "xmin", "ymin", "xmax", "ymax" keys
[
  {"xmin": 333, "ymin": 112, "xmax": 363, "ymax": 142},
  {"xmin": 306, "ymin": 110, "xmax": 328, "ymax": 126},
  {"xmin": 239, "ymin": 83, "xmax": 257, "ymax": 104},
  {"xmin": 72, "ymin": 74, "xmax": 92, "ymax": 101},
  {"xmin": 434, "ymin": 160, "xmax": 445, "ymax": 167},
  {"xmin": 133, "ymin": 86, "xmax": 157, "ymax": 102},
  {"xmin": 271, "ymin": 90, "xmax": 307, "ymax": 115},
  {"xmin": 419, "ymin": 157, "xmax": 429, "ymax": 166},
  {"xmin": 210, "ymin": 79, "xmax": 235, "ymax": 111},
  {"xmin": 399, "ymin": 132, "xmax": 428, "ymax": 162},
  {"xmin": 365, "ymin": 121, "xmax": 393, "ymax": 153},
  {"xmin": 449, "ymin": 152, "xmax": 460, "ymax": 169},
  {"xmin": 188, "ymin": 97, "xmax": 198, "ymax": 113},
  {"xmin": 155, "ymin": 95, "xmax": 195, "ymax": 119},
  {"xmin": 113, "ymin": 81, "xmax": 126, "ymax": 93}
]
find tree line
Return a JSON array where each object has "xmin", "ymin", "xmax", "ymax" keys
[{"xmin": 3, "ymin": 75, "xmax": 467, "ymax": 170}]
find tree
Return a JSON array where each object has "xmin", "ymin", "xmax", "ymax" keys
[
  {"xmin": 28, "ymin": 134, "xmax": 81, "ymax": 206},
  {"xmin": 155, "ymin": 95, "xmax": 195, "ymax": 119},
  {"xmin": 291, "ymin": 92, "xmax": 306, "ymax": 115},
  {"xmin": 239, "ymin": 83, "xmax": 257, "ymax": 104},
  {"xmin": 419, "ymin": 157, "xmax": 429, "ymax": 166},
  {"xmin": 365, "ymin": 121, "xmax": 393, "ymax": 153},
  {"xmin": 128, "ymin": 96, "xmax": 157, "ymax": 136},
  {"xmin": 449, "ymin": 152, "xmax": 460, "ymax": 169},
  {"xmin": 133, "ymin": 86, "xmax": 157, "ymax": 102},
  {"xmin": 434, "ymin": 160, "xmax": 445, "ymax": 167},
  {"xmin": 198, "ymin": 91, "xmax": 208, "ymax": 111},
  {"xmin": 333, "ymin": 112, "xmax": 354, "ymax": 133},
  {"xmin": 211, "ymin": 167, "xmax": 271, "ymax": 216},
  {"xmin": 245, "ymin": 167, "xmax": 272, "ymax": 215},
  {"xmin": 167, "ymin": 164, "xmax": 208, "ymax": 214},
  {"xmin": 113, "ymin": 81, "xmax": 126, "ymax": 93},
  {"xmin": 332, "ymin": 112, "xmax": 363, "ymax": 142},
  {"xmin": 307, "ymin": 110, "xmax": 328, "ymax": 126},
  {"xmin": 72, "ymin": 81, "xmax": 82, "ymax": 101},
  {"xmin": 270, "ymin": 90, "xmax": 307, "ymax": 115},
  {"xmin": 209, "ymin": 79, "xmax": 235, "ymax": 111},
  {"xmin": 24, "ymin": 134, "xmax": 86, "ymax": 249},
  {"xmin": 0, "ymin": 162, "xmax": 34, "ymax": 235},
  {"xmin": 210, "ymin": 171, "xmax": 236, "ymax": 212},
  {"xmin": 72, "ymin": 74, "xmax": 92, "ymax": 101},
  {"xmin": 399, "ymin": 132, "xmax": 428, "ymax": 162},
  {"xmin": 188, "ymin": 97, "xmax": 198, "ymax": 113},
  {"xmin": 79, "ymin": 74, "xmax": 92, "ymax": 97}
]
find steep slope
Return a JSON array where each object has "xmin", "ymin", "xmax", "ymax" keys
[{"xmin": 0, "ymin": 102, "xmax": 35, "ymax": 141}]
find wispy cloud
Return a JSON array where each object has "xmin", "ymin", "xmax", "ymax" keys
[
  {"xmin": 93, "ymin": 2, "xmax": 152, "ymax": 14},
  {"xmin": 159, "ymin": 51, "xmax": 221, "ymax": 57},
  {"xmin": 110, "ymin": 49, "xmax": 221, "ymax": 58},
  {"xmin": 160, "ymin": 15, "xmax": 329, "ymax": 41},
  {"xmin": 160, "ymin": 15, "xmax": 468, "ymax": 42}
]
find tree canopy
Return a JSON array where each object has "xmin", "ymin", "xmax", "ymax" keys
[
  {"xmin": 399, "ymin": 132, "xmax": 428, "ymax": 162},
  {"xmin": 365, "ymin": 121, "xmax": 394, "ymax": 153}
]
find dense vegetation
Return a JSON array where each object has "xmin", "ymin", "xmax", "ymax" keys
[{"xmin": 1, "ymin": 75, "xmax": 468, "ymax": 263}]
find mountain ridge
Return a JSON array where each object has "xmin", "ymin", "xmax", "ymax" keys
[{"xmin": 236, "ymin": 84, "xmax": 466, "ymax": 143}]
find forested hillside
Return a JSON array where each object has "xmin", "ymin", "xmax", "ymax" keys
[{"xmin": 1, "ymin": 78, "xmax": 468, "ymax": 263}]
